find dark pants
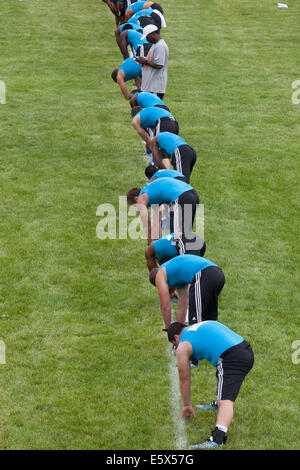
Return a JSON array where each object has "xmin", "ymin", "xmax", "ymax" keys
[
  {"xmin": 169, "ymin": 188, "xmax": 199, "ymax": 234},
  {"xmin": 216, "ymin": 341, "xmax": 254, "ymax": 402},
  {"xmin": 155, "ymin": 117, "xmax": 179, "ymax": 136},
  {"xmin": 170, "ymin": 145, "xmax": 197, "ymax": 184},
  {"xmin": 154, "ymin": 104, "xmax": 170, "ymax": 111},
  {"xmin": 175, "ymin": 233, "xmax": 206, "ymax": 257},
  {"xmin": 188, "ymin": 266, "xmax": 225, "ymax": 324}
]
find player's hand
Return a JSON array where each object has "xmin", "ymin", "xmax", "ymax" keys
[
  {"xmin": 136, "ymin": 57, "xmax": 146, "ymax": 65},
  {"xmin": 181, "ymin": 405, "xmax": 196, "ymax": 419}
]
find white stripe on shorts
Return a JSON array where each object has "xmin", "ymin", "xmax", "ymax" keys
[
  {"xmin": 177, "ymin": 236, "xmax": 185, "ymax": 255},
  {"xmin": 195, "ymin": 271, "xmax": 202, "ymax": 322},
  {"xmin": 174, "ymin": 147, "xmax": 182, "ymax": 173},
  {"xmin": 217, "ymin": 358, "xmax": 224, "ymax": 400}
]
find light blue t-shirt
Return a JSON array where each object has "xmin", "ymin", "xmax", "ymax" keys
[
  {"xmin": 153, "ymin": 233, "xmax": 177, "ymax": 261},
  {"xmin": 119, "ymin": 23, "xmax": 143, "ymax": 34},
  {"xmin": 126, "ymin": 1, "xmax": 147, "ymax": 14},
  {"xmin": 136, "ymin": 92, "xmax": 166, "ymax": 108},
  {"xmin": 128, "ymin": 8, "xmax": 153, "ymax": 24},
  {"xmin": 179, "ymin": 321, "xmax": 244, "ymax": 367},
  {"xmin": 138, "ymin": 107, "xmax": 173, "ymax": 128},
  {"xmin": 160, "ymin": 254, "xmax": 218, "ymax": 289},
  {"xmin": 118, "ymin": 58, "xmax": 142, "ymax": 81},
  {"xmin": 150, "ymin": 169, "xmax": 184, "ymax": 180},
  {"xmin": 157, "ymin": 132, "xmax": 188, "ymax": 156},
  {"xmin": 139, "ymin": 177, "xmax": 192, "ymax": 206},
  {"xmin": 126, "ymin": 30, "xmax": 149, "ymax": 53}
]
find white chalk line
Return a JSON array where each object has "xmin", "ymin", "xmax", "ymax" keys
[{"xmin": 166, "ymin": 307, "xmax": 188, "ymax": 450}]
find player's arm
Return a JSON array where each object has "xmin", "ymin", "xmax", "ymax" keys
[
  {"xmin": 132, "ymin": 115, "xmax": 152, "ymax": 146},
  {"xmin": 176, "ymin": 342, "xmax": 196, "ymax": 418},
  {"xmin": 119, "ymin": 31, "xmax": 129, "ymax": 59},
  {"xmin": 176, "ymin": 284, "xmax": 190, "ymax": 323},
  {"xmin": 115, "ymin": 25, "xmax": 122, "ymax": 51},
  {"xmin": 102, "ymin": 0, "xmax": 119, "ymax": 17},
  {"xmin": 155, "ymin": 268, "xmax": 172, "ymax": 328},
  {"xmin": 150, "ymin": 136, "xmax": 171, "ymax": 169},
  {"xmin": 145, "ymin": 243, "xmax": 157, "ymax": 272},
  {"xmin": 116, "ymin": 71, "xmax": 131, "ymax": 100},
  {"xmin": 136, "ymin": 56, "xmax": 163, "ymax": 69},
  {"xmin": 134, "ymin": 76, "xmax": 141, "ymax": 89}
]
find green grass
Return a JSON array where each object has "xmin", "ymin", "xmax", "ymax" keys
[{"xmin": 0, "ymin": 0, "xmax": 299, "ymax": 450}]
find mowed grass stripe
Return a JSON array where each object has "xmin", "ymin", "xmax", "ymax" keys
[{"xmin": 0, "ymin": 0, "xmax": 299, "ymax": 450}]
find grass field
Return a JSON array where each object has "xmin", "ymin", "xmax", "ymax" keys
[{"xmin": 0, "ymin": 0, "xmax": 299, "ymax": 450}]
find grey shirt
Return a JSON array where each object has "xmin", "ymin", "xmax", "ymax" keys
[{"xmin": 141, "ymin": 39, "xmax": 169, "ymax": 94}]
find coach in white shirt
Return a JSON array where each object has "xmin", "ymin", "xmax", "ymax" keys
[{"xmin": 136, "ymin": 24, "xmax": 169, "ymax": 99}]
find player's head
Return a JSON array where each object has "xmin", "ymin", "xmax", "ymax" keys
[
  {"xmin": 130, "ymin": 89, "xmax": 140, "ymax": 95},
  {"xmin": 141, "ymin": 23, "xmax": 159, "ymax": 42},
  {"xmin": 131, "ymin": 105, "xmax": 143, "ymax": 118},
  {"xmin": 145, "ymin": 165, "xmax": 158, "ymax": 179},
  {"xmin": 122, "ymin": 23, "xmax": 133, "ymax": 31},
  {"xmin": 149, "ymin": 268, "xmax": 159, "ymax": 286},
  {"xmin": 166, "ymin": 322, "xmax": 186, "ymax": 345},
  {"xmin": 111, "ymin": 69, "xmax": 118, "ymax": 82},
  {"xmin": 127, "ymin": 188, "xmax": 141, "ymax": 205}
]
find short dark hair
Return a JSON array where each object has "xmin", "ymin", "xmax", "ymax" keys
[
  {"xmin": 127, "ymin": 188, "xmax": 141, "ymax": 205},
  {"xmin": 131, "ymin": 105, "xmax": 143, "ymax": 118},
  {"xmin": 145, "ymin": 165, "xmax": 158, "ymax": 179},
  {"xmin": 149, "ymin": 268, "xmax": 159, "ymax": 286},
  {"xmin": 167, "ymin": 322, "xmax": 186, "ymax": 342},
  {"xmin": 122, "ymin": 23, "xmax": 133, "ymax": 31},
  {"xmin": 111, "ymin": 69, "xmax": 118, "ymax": 82}
]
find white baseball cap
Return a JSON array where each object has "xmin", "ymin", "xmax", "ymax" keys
[{"xmin": 141, "ymin": 24, "xmax": 158, "ymax": 40}]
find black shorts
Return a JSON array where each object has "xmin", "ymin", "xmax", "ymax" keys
[
  {"xmin": 136, "ymin": 43, "xmax": 153, "ymax": 59},
  {"xmin": 188, "ymin": 266, "xmax": 225, "ymax": 323},
  {"xmin": 169, "ymin": 188, "xmax": 199, "ymax": 234},
  {"xmin": 138, "ymin": 14, "xmax": 161, "ymax": 30},
  {"xmin": 154, "ymin": 104, "xmax": 170, "ymax": 111},
  {"xmin": 170, "ymin": 145, "xmax": 197, "ymax": 184},
  {"xmin": 155, "ymin": 117, "xmax": 179, "ymax": 136},
  {"xmin": 216, "ymin": 340, "xmax": 254, "ymax": 402},
  {"xmin": 175, "ymin": 233, "xmax": 206, "ymax": 257}
]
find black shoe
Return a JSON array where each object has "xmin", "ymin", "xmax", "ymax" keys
[{"xmin": 190, "ymin": 357, "xmax": 199, "ymax": 368}]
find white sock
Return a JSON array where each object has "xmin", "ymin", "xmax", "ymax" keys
[{"xmin": 216, "ymin": 424, "xmax": 228, "ymax": 434}]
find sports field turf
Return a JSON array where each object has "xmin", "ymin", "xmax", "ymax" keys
[{"xmin": 0, "ymin": 0, "xmax": 299, "ymax": 450}]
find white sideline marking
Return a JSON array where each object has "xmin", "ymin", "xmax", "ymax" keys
[{"xmin": 166, "ymin": 307, "xmax": 188, "ymax": 450}]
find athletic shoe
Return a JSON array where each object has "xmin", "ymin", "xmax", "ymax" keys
[
  {"xmin": 190, "ymin": 358, "xmax": 199, "ymax": 368},
  {"xmin": 191, "ymin": 427, "xmax": 227, "ymax": 449},
  {"xmin": 190, "ymin": 438, "xmax": 222, "ymax": 449},
  {"xmin": 195, "ymin": 400, "xmax": 218, "ymax": 410}
]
